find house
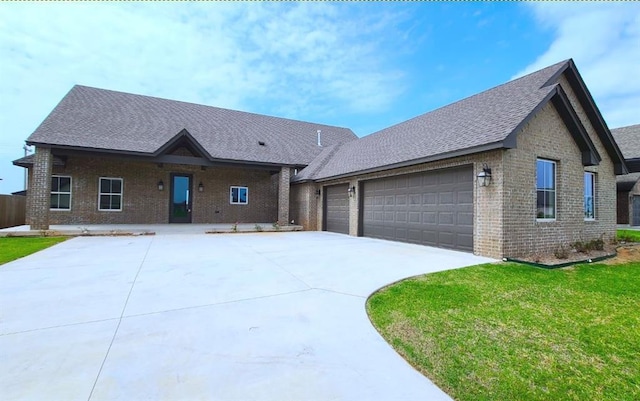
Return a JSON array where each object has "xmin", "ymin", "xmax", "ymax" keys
[
  {"xmin": 14, "ymin": 59, "xmax": 627, "ymax": 259},
  {"xmin": 611, "ymin": 124, "xmax": 640, "ymax": 226}
]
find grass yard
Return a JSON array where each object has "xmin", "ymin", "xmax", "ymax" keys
[
  {"xmin": 0, "ymin": 236, "xmax": 67, "ymax": 265},
  {"xmin": 617, "ymin": 229, "xmax": 640, "ymax": 243},
  {"xmin": 367, "ymin": 260, "xmax": 640, "ymax": 401}
]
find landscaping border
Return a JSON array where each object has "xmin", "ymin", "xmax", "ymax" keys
[{"xmin": 505, "ymin": 253, "xmax": 616, "ymax": 269}]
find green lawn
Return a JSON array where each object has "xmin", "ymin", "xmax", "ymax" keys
[
  {"xmin": 0, "ymin": 237, "xmax": 67, "ymax": 265},
  {"xmin": 367, "ymin": 261, "xmax": 640, "ymax": 401},
  {"xmin": 618, "ymin": 229, "xmax": 640, "ymax": 242}
]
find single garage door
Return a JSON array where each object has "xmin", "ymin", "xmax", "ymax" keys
[
  {"xmin": 362, "ymin": 165, "xmax": 474, "ymax": 252},
  {"xmin": 324, "ymin": 184, "xmax": 349, "ymax": 234}
]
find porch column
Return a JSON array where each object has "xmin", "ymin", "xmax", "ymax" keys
[
  {"xmin": 278, "ymin": 166, "xmax": 290, "ymax": 225},
  {"xmin": 28, "ymin": 146, "xmax": 53, "ymax": 230}
]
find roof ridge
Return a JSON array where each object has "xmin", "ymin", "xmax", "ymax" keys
[
  {"xmin": 292, "ymin": 143, "xmax": 343, "ymax": 182},
  {"xmin": 71, "ymin": 85, "xmax": 353, "ymax": 132}
]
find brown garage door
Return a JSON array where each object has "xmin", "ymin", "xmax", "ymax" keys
[
  {"xmin": 324, "ymin": 184, "xmax": 349, "ymax": 234},
  {"xmin": 362, "ymin": 165, "xmax": 474, "ymax": 251}
]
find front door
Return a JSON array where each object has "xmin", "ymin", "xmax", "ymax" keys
[
  {"xmin": 633, "ymin": 196, "xmax": 640, "ymax": 226},
  {"xmin": 170, "ymin": 174, "xmax": 192, "ymax": 223}
]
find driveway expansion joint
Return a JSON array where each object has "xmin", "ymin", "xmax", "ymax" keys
[{"xmin": 87, "ymin": 236, "xmax": 154, "ymax": 401}]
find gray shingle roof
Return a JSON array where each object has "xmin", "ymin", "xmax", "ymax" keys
[
  {"xmin": 12, "ymin": 154, "xmax": 66, "ymax": 167},
  {"xmin": 295, "ymin": 60, "xmax": 570, "ymax": 181},
  {"xmin": 27, "ymin": 86, "xmax": 357, "ymax": 166},
  {"xmin": 611, "ymin": 124, "xmax": 640, "ymax": 160},
  {"xmin": 617, "ymin": 172, "xmax": 640, "ymax": 188}
]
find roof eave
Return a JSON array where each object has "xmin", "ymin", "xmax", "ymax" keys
[
  {"xmin": 26, "ymin": 143, "xmax": 303, "ymax": 169},
  {"xmin": 625, "ymin": 158, "xmax": 640, "ymax": 173},
  {"xmin": 561, "ymin": 60, "xmax": 628, "ymax": 174}
]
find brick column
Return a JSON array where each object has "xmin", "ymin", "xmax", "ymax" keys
[
  {"xmin": 278, "ymin": 166, "xmax": 290, "ymax": 225},
  {"xmin": 28, "ymin": 146, "xmax": 53, "ymax": 230}
]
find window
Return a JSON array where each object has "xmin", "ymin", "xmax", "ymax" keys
[
  {"xmin": 584, "ymin": 172, "xmax": 595, "ymax": 220},
  {"xmin": 230, "ymin": 186, "xmax": 248, "ymax": 205},
  {"xmin": 50, "ymin": 176, "xmax": 71, "ymax": 210},
  {"xmin": 536, "ymin": 159, "xmax": 556, "ymax": 220},
  {"xmin": 99, "ymin": 177, "xmax": 123, "ymax": 211}
]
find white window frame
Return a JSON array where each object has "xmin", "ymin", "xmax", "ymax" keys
[
  {"xmin": 98, "ymin": 177, "xmax": 123, "ymax": 211},
  {"xmin": 536, "ymin": 159, "xmax": 557, "ymax": 221},
  {"xmin": 230, "ymin": 186, "xmax": 248, "ymax": 205},
  {"xmin": 584, "ymin": 172, "xmax": 596, "ymax": 221},
  {"xmin": 50, "ymin": 175, "xmax": 72, "ymax": 211}
]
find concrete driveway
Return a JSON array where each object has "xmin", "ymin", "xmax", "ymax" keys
[{"xmin": 0, "ymin": 232, "xmax": 493, "ymax": 401}]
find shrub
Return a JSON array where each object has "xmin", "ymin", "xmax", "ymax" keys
[{"xmin": 554, "ymin": 245, "xmax": 569, "ymax": 259}]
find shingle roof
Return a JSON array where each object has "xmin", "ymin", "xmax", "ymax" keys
[
  {"xmin": 295, "ymin": 60, "xmax": 569, "ymax": 181},
  {"xmin": 26, "ymin": 86, "xmax": 357, "ymax": 166},
  {"xmin": 611, "ymin": 124, "xmax": 640, "ymax": 160},
  {"xmin": 617, "ymin": 172, "xmax": 640, "ymax": 189},
  {"xmin": 12, "ymin": 154, "xmax": 66, "ymax": 168}
]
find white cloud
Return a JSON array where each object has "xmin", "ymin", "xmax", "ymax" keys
[
  {"xmin": 515, "ymin": 2, "xmax": 640, "ymax": 129},
  {"xmin": 0, "ymin": 2, "xmax": 409, "ymax": 192}
]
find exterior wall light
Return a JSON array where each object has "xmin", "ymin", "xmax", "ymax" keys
[
  {"xmin": 158, "ymin": 180, "xmax": 164, "ymax": 191},
  {"xmin": 315, "ymin": 189, "xmax": 321, "ymax": 197},
  {"xmin": 477, "ymin": 164, "xmax": 492, "ymax": 187},
  {"xmin": 198, "ymin": 182, "xmax": 204, "ymax": 192},
  {"xmin": 347, "ymin": 185, "xmax": 356, "ymax": 197}
]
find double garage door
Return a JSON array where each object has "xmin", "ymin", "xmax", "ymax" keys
[{"xmin": 324, "ymin": 166, "xmax": 474, "ymax": 252}]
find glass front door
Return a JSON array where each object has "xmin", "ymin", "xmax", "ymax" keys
[{"xmin": 170, "ymin": 174, "xmax": 192, "ymax": 223}]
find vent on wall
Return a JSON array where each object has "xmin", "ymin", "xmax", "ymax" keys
[{"xmin": 258, "ymin": 141, "xmax": 266, "ymax": 146}]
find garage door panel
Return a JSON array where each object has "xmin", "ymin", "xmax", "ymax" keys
[
  {"xmin": 458, "ymin": 212, "xmax": 473, "ymax": 226},
  {"xmin": 423, "ymin": 211, "xmax": 437, "ymax": 224},
  {"xmin": 408, "ymin": 212, "xmax": 421, "ymax": 223},
  {"xmin": 324, "ymin": 184, "xmax": 349, "ymax": 234},
  {"xmin": 408, "ymin": 175, "xmax": 423, "ymax": 187},
  {"xmin": 363, "ymin": 165, "xmax": 474, "ymax": 252},
  {"xmin": 458, "ymin": 190, "xmax": 473, "ymax": 204},
  {"xmin": 439, "ymin": 212, "xmax": 454, "ymax": 225},
  {"xmin": 439, "ymin": 192, "xmax": 454, "ymax": 204},
  {"xmin": 423, "ymin": 193, "xmax": 437, "ymax": 205}
]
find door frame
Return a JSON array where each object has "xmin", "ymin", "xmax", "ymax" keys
[{"xmin": 169, "ymin": 173, "xmax": 193, "ymax": 223}]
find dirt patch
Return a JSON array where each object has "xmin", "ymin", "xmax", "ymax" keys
[{"xmin": 603, "ymin": 243, "xmax": 640, "ymax": 264}]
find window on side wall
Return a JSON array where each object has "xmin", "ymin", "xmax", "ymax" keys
[
  {"xmin": 50, "ymin": 176, "xmax": 71, "ymax": 210},
  {"xmin": 230, "ymin": 186, "xmax": 248, "ymax": 205},
  {"xmin": 584, "ymin": 172, "xmax": 595, "ymax": 220},
  {"xmin": 98, "ymin": 177, "xmax": 123, "ymax": 211},
  {"xmin": 536, "ymin": 159, "xmax": 556, "ymax": 220}
]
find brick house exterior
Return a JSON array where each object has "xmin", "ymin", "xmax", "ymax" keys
[
  {"xmin": 15, "ymin": 59, "xmax": 628, "ymax": 258},
  {"xmin": 611, "ymin": 124, "xmax": 640, "ymax": 226},
  {"xmin": 290, "ymin": 59, "xmax": 627, "ymax": 259}
]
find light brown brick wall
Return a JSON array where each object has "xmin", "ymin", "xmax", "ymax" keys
[
  {"xmin": 44, "ymin": 156, "xmax": 279, "ymax": 225},
  {"xmin": 277, "ymin": 167, "xmax": 291, "ymax": 225},
  {"xmin": 502, "ymin": 96, "xmax": 616, "ymax": 257},
  {"xmin": 290, "ymin": 182, "xmax": 320, "ymax": 230},
  {"xmin": 28, "ymin": 147, "xmax": 53, "ymax": 229}
]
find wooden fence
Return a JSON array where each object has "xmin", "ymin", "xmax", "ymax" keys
[{"xmin": 0, "ymin": 194, "xmax": 26, "ymax": 229}]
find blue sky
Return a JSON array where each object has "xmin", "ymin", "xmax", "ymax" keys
[{"xmin": 1, "ymin": 1, "xmax": 639, "ymax": 193}]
